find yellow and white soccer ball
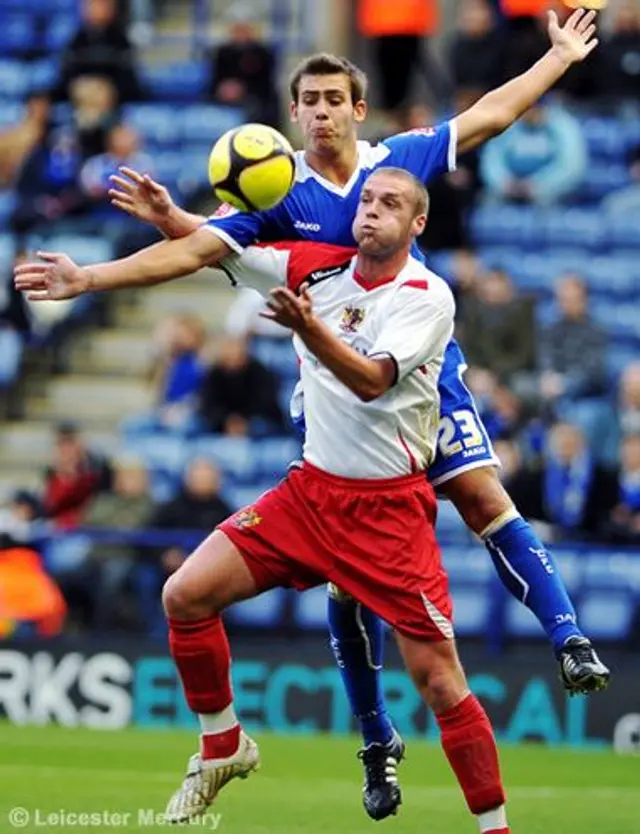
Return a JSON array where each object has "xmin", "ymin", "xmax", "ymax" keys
[{"xmin": 208, "ymin": 123, "xmax": 296, "ymax": 212}]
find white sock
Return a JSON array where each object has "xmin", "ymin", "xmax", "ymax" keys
[
  {"xmin": 477, "ymin": 805, "xmax": 508, "ymax": 832},
  {"xmin": 198, "ymin": 704, "xmax": 238, "ymax": 735}
]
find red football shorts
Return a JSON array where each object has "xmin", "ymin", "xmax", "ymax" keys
[{"xmin": 218, "ymin": 462, "xmax": 453, "ymax": 641}]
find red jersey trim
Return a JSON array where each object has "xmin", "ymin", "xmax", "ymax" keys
[
  {"xmin": 401, "ymin": 279, "xmax": 429, "ymax": 291},
  {"xmin": 353, "ymin": 271, "xmax": 398, "ymax": 292},
  {"xmin": 397, "ymin": 429, "xmax": 418, "ymax": 474},
  {"xmin": 265, "ymin": 241, "xmax": 357, "ymax": 292}
]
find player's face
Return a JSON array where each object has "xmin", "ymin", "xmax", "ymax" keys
[
  {"xmin": 353, "ymin": 174, "xmax": 426, "ymax": 258},
  {"xmin": 291, "ymin": 73, "xmax": 366, "ymax": 155}
]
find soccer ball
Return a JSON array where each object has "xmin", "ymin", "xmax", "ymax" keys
[{"xmin": 208, "ymin": 123, "xmax": 296, "ymax": 212}]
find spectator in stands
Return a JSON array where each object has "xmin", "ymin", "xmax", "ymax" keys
[
  {"xmin": 0, "ymin": 491, "xmax": 43, "ymax": 549},
  {"xmin": 450, "ymin": 0, "xmax": 505, "ymax": 98},
  {"xmin": 479, "ymin": 103, "xmax": 587, "ymax": 204},
  {"xmin": 53, "ymin": 0, "xmax": 142, "ymax": 104},
  {"xmin": 42, "ymin": 422, "xmax": 112, "ymax": 530},
  {"xmin": 70, "ymin": 76, "xmax": 119, "ymax": 160},
  {"xmin": 538, "ymin": 274, "xmax": 608, "ymax": 411},
  {"xmin": 599, "ymin": 1, "xmax": 640, "ymax": 101},
  {"xmin": 603, "ymin": 145, "xmax": 640, "ymax": 216},
  {"xmin": 499, "ymin": 422, "xmax": 616, "ymax": 540},
  {"xmin": 208, "ymin": 8, "xmax": 280, "ymax": 129},
  {"xmin": 198, "ymin": 335, "xmax": 285, "ymax": 436},
  {"xmin": 459, "ymin": 268, "xmax": 536, "ymax": 382},
  {"xmin": 0, "ymin": 94, "xmax": 50, "ymax": 189},
  {"xmin": 357, "ymin": 0, "xmax": 448, "ymax": 126},
  {"xmin": 499, "ymin": 0, "xmax": 550, "ymax": 81},
  {"xmin": 82, "ymin": 456, "xmax": 155, "ymax": 631},
  {"xmin": 619, "ymin": 361, "xmax": 640, "ymax": 436},
  {"xmin": 11, "ymin": 126, "xmax": 85, "ymax": 237},
  {"xmin": 80, "ymin": 123, "xmax": 154, "ymax": 250},
  {"xmin": 601, "ymin": 433, "xmax": 640, "ymax": 544},
  {"xmin": 0, "ymin": 250, "xmax": 31, "ymax": 390},
  {"xmin": 150, "ymin": 313, "xmax": 207, "ymax": 432},
  {"xmin": 138, "ymin": 459, "xmax": 231, "ymax": 635}
]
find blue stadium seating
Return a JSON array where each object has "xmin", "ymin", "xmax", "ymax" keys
[
  {"xmin": 250, "ymin": 337, "xmax": 299, "ymax": 380},
  {"xmin": 0, "ymin": 60, "xmax": 31, "ymax": 99},
  {"xmin": 0, "ymin": 328, "xmax": 23, "ymax": 386},
  {"xmin": 505, "ymin": 596, "xmax": 545, "ymax": 637},
  {"xmin": 140, "ymin": 62, "xmax": 209, "ymax": 101},
  {"xmin": 227, "ymin": 589, "xmax": 287, "ymax": 627},
  {"xmin": 0, "ymin": 15, "xmax": 34, "ymax": 53},
  {"xmin": 292, "ymin": 586, "xmax": 329, "ymax": 630},
  {"xmin": 223, "ymin": 482, "xmax": 274, "ymax": 511},
  {"xmin": 191, "ymin": 435, "xmax": 257, "ymax": 483},
  {"xmin": 577, "ymin": 591, "xmax": 636, "ymax": 641},
  {"xmin": 450, "ymin": 587, "xmax": 490, "ymax": 637}
]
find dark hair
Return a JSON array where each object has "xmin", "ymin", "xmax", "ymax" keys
[
  {"xmin": 289, "ymin": 53, "xmax": 368, "ymax": 105},
  {"xmin": 366, "ymin": 167, "xmax": 430, "ymax": 216}
]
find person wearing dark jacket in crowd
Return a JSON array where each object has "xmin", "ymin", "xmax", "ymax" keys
[
  {"xmin": 53, "ymin": 0, "xmax": 142, "ymax": 104},
  {"xmin": 198, "ymin": 336, "xmax": 285, "ymax": 436}
]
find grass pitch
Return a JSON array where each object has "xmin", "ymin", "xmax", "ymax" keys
[{"xmin": 0, "ymin": 723, "xmax": 638, "ymax": 833}]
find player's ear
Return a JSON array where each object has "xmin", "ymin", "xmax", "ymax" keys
[
  {"xmin": 412, "ymin": 213, "xmax": 427, "ymax": 238},
  {"xmin": 354, "ymin": 100, "xmax": 367, "ymax": 124},
  {"xmin": 290, "ymin": 100, "xmax": 299, "ymax": 123}
]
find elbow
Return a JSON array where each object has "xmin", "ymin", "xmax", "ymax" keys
[{"xmin": 354, "ymin": 381, "xmax": 387, "ymax": 403}]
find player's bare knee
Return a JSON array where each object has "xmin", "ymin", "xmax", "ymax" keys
[
  {"xmin": 442, "ymin": 466, "xmax": 513, "ymax": 534},
  {"xmin": 162, "ymin": 571, "xmax": 219, "ymax": 620}
]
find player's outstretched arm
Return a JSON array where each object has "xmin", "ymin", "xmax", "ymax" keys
[
  {"xmin": 14, "ymin": 228, "xmax": 230, "ymax": 301},
  {"xmin": 455, "ymin": 8, "xmax": 598, "ymax": 154},
  {"xmin": 109, "ymin": 167, "xmax": 206, "ymax": 238},
  {"xmin": 262, "ymin": 285, "xmax": 395, "ymax": 402}
]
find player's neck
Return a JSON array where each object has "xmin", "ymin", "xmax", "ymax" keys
[
  {"xmin": 354, "ymin": 249, "xmax": 409, "ymax": 286},
  {"xmin": 304, "ymin": 141, "xmax": 359, "ymax": 187}
]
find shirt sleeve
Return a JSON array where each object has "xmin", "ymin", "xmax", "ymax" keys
[
  {"xmin": 369, "ymin": 280, "xmax": 455, "ymax": 383},
  {"xmin": 381, "ymin": 121, "xmax": 457, "ymax": 184}
]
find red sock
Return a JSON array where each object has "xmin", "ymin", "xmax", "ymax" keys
[
  {"xmin": 168, "ymin": 615, "xmax": 233, "ymax": 714},
  {"xmin": 201, "ymin": 725, "xmax": 241, "ymax": 760},
  {"xmin": 436, "ymin": 693, "xmax": 506, "ymax": 815}
]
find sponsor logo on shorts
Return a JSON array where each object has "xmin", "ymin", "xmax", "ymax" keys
[
  {"xmin": 339, "ymin": 306, "xmax": 366, "ymax": 333},
  {"xmin": 232, "ymin": 508, "xmax": 262, "ymax": 529}
]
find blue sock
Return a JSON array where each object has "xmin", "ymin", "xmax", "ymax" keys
[
  {"xmin": 327, "ymin": 588, "xmax": 394, "ymax": 747},
  {"xmin": 484, "ymin": 515, "xmax": 583, "ymax": 655}
]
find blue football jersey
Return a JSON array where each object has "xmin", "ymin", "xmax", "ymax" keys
[{"xmin": 206, "ymin": 122, "xmax": 457, "ymax": 253}]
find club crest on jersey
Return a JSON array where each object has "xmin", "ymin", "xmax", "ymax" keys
[
  {"xmin": 340, "ymin": 306, "xmax": 366, "ymax": 333},
  {"xmin": 232, "ymin": 507, "xmax": 262, "ymax": 529}
]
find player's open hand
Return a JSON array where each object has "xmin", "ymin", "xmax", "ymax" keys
[
  {"xmin": 261, "ymin": 284, "xmax": 315, "ymax": 332},
  {"xmin": 108, "ymin": 166, "xmax": 173, "ymax": 225},
  {"xmin": 14, "ymin": 252, "xmax": 90, "ymax": 301},
  {"xmin": 548, "ymin": 8, "xmax": 598, "ymax": 66}
]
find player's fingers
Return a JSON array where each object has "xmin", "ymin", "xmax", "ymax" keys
[
  {"xmin": 258, "ymin": 310, "xmax": 277, "ymax": 321},
  {"xmin": 583, "ymin": 24, "xmax": 597, "ymax": 42},
  {"xmin": 14, "ymin": 262, "xmax": 49, "ymax": 276},
  {"xmin": 547, "ymin": 9, "xmax": 558, "ymax": 29},
  {"xmin": 108, "ymin": 188, "xmax": 134, "ymax": 203},
  {"xmin": 566, "ymin": 8, "xmax": 584, "ymax": 29},
  {"xmin": 119, "ymin": 166, "xmax": 145, "ymax": 184},
  {"xmin": 15, "ymin": 275, "xmax": 49, "ymax": 291},
  {"xmin": 27, "ymin": 291, "xmax": 52, "ymax": 301},
  {"xmin": 36, "ymin": 250, "xmax": 63, "ymax": 263},
  {"xmin": 108, "ymin": 175, "xmax": 136, "ymax": 195},
  {"xmin": 143, "ymin": 174, "xmax": 164, "ymax": 193},
  {"xmin": 585, "ymin": 37, "xmax": 599, "ymax": 54},
  {"xmin": 577, "ymin": 9, "xmax": 596, "ymax": 33}
]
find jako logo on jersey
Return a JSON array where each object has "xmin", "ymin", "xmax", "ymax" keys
[
  {"xmin": 339, "ymin": 306, "xmax": 366, "ymax": 333},
  {"xmin": 294, "ymin": 220, "xmax": 321, "ymax": 232}
]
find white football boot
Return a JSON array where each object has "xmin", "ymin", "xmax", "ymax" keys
[{"xmin": 164, "ymin": 731, "xmax": 260, "ymax": 823}]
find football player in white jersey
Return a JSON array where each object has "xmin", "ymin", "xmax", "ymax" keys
[
  {"xmin": 15, "ymin": 8, "xmax": 607, "ymax": 824},
  {"xmin": 19, "ymin": 166, "xmax": 514, "ymax": 832}
]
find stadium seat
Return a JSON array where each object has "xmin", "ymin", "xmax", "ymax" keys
[
  {"xmin": 223, "ymin": 483, "xmax": 273, "ymax": 511},
  {"xmin": 469, "ymin": 205, "xmax": 538, "ymax": 248},
  {"xmin": 436, "ymin": 500, "xmax": 472, "ymax": 541},
  {"xmin": 607, "ymin": 213, "xmax": 640, "ymax": 248},
  {"xmin": 30, "ymin": 58, "xmax": 59, "ymax": 91},
  {"xmin": 181, "ymin": 104, "xmax": 245, "ymax": 143},
  {"xmin": 0, "ymin": 328, "xmax": 23, "ymax": 386},
  {"xmin": 543, "ymin": 208, "xmax": 607, "ymax": 250},
  {"xmin": 140, "ymin": 62, "xmax": 209, "ymax": 101},
  {"xmin": 0, "ymin": 15, "xmax": 34, "ymax": 54},
  {"xmin": 254, "ymin": 437, "xmax": 301, "ymax": 479},
  {"xmin": 582, "ymin": 551, "xmax": 637, "ymax": 591},
  {"xmin": 450, "ymin": 586, "xmax": 490, "ymax": 637},
  {"xmin": 31, "ymin": 235, "xmax": 114, "ymax": 266},
  {"xmin": 0, "ymin": 60, "xmax": 31, "ymax": 99},
  {"xmin": 122, "ymin": 434, "xmax": 187, "ymax": 476},
  {"xmin": 0, "ymin": 233, "xmax": 16, "ymax": 271},
  {"xmin": 577, "ymin": 591, "xmax": 635, "ymax": 641},
  {"xmin": 505, "ymin": 597, "xmax": 545, "ymax": 637},
  {"xmin": 0, "ymin": 100, "xmax": 24, "ymax": 128},
  {"xmin": 227, "ymin": 589, "xmax": 286, "ymax": 627},
  {"xmin": 292, "ymin": 586, "xmax": 328, "ymax": 629},
  {"xmin": 578, "ymin": 116, "xmax": 628, "ymax": 161},
  {"xmin": 123, "ymin": 103, "xmax": 182, "ymax": 146},
  {"xmin": 45, "ymin": 15, "xmax": 78, "ymax": 51},
  {"xmin": 250, "ymin": 336, "xmax": 299, "ymax": 380},
  {"xmin": 191, "ymin": 435, "xmax": 256, "ymax": 483}
]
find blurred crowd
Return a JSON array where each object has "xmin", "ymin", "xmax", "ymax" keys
[{"xmin": 2, "ymin": 0, "xmax": 640, "ymax": 639}]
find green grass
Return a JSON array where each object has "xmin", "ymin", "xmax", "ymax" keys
[{"xmin": 0, "ymin": 723, "xmax": 638, "ymax": 833}]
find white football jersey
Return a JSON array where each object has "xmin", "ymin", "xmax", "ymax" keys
[{"xmin": 220, "ymin": 241, "xmax": 455, "ymax": 479}]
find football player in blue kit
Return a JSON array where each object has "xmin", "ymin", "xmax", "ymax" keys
[{"xmin": 16, "ymin": 7, "xmax": 608, "ymax": 824}]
